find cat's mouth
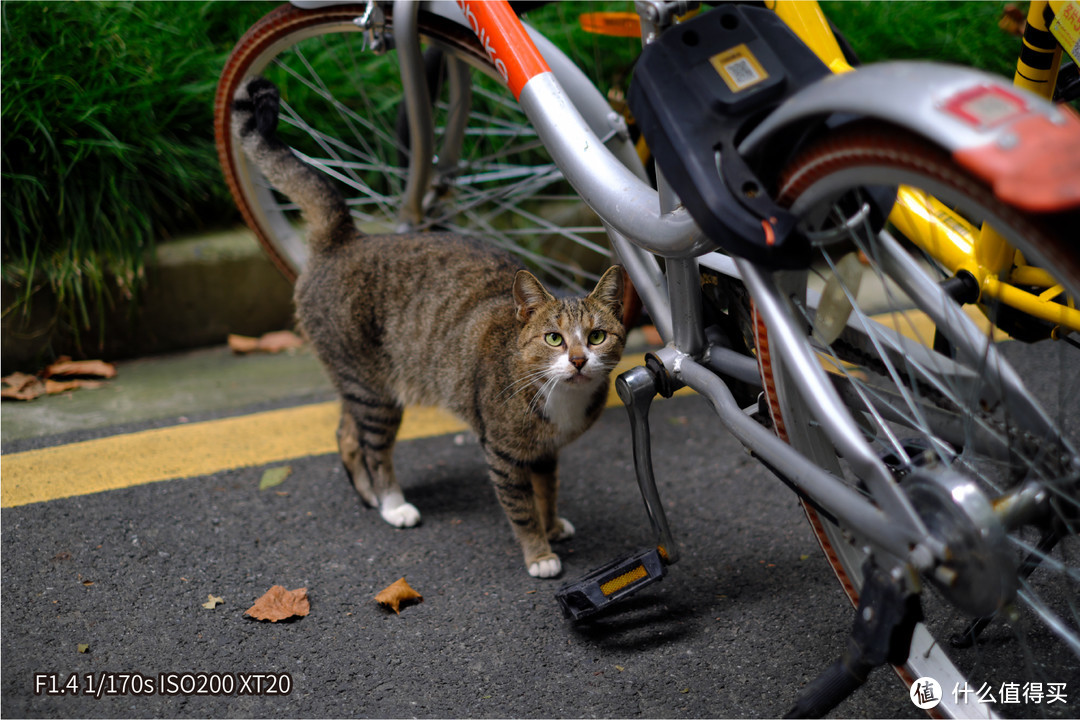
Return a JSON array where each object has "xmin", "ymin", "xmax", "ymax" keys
[{"xmin": 564, "ymin": 371, "xmax": 594, "ymax": 385}]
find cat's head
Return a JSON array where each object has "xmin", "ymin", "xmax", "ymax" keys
[{"xmin": 513, "ymin": 266, "xmax": 626, "ymax": 390}]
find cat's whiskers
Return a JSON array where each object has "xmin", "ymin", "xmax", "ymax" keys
[
  {"xmin": 499, "ymin": 367, "xmax": 554, "ymax": 405},
  {"xmin": 501, "ymin": 365, "xmax": 569, "ymax": 411},
  {"xmin": 528, "ymin": 371, "xmax": 563, "ymax": 417}
]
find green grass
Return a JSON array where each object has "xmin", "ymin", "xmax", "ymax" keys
[
  {"xmin": 821, "ymin": 1, "xmax": 1019, "ymax": 78},
  {"xmin": 1, "ymin": 1, "xmax": 271, "ymax": 344}
]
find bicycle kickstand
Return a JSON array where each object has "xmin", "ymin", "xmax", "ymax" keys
[
  {"xmin": 785, "ymin": 560, "xmax": 923, "ymax": 718},
  {"xmin": 555, "ymin": 355, "xmax": 681, "ymax": 621}
]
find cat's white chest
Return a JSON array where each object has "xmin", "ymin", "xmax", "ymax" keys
[{"xmin": 543, "ymin": 381, "xmax": 599, "ymax": 439}]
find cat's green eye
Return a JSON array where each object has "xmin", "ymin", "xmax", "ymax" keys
[
  {"xmin": 587, "ymin": 330, "xmax": 607, "ymax": 345},
  {"xmin": 544, "ymin": 332, "xmax": 563, "ymax": 347}
]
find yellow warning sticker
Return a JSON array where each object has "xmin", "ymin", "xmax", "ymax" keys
[
  {"xmin": 710, "ymin": 43, "xmax": 769, "ymax": 92},
  {"xmin": 1051, "ymin": 1, "xmax": 1080, "ymax": 64}
]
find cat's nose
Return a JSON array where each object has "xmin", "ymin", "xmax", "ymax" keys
[{"xmin": 569, "ymin": 353, "xmax": 587, "ymax": 370}]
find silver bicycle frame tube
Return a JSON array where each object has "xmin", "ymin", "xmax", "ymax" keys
[
  {"xmin": 735, "ymin": 258, "xmax": 933, "ymax": 547},
  {"xmin": 523, "ymin": 26, "xmax": 670, "ymax": 332},
  {"xmin": 518, "ymin": 73, "xmax": 717, "ymax": 259},
  {"xmin": 654, "ymin": 346, "xmax": 920, "ymax": 558}
]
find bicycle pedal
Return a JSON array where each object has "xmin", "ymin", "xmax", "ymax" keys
[{"xmin": 555, "ymin": 547, "xmax": 668, "ymax": 621}]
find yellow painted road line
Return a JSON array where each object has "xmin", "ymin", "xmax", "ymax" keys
[
  {"xmin": 1, "ymin": 404, "xmax": 463, "ymax": 509},
  {"xmin": 1, "ymin": 353, "xmax": 691, "ymax": 508}
]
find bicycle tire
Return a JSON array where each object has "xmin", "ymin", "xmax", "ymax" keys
[
  {"xmin": 756, "ymin": 121, "xmax": 1080, "ymax": 717},
  {"xmin": 214, "ymin": 2, "xmax": 615, "ymax": 295}
]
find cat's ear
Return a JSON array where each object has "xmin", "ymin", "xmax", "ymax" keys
[
  {"xmin": 588, "ymin": 265, "xmax": 625, "ymax": 321},
  {"xmin": 513, "ymin": 270, "xmax": 555, "ymax": 322}
]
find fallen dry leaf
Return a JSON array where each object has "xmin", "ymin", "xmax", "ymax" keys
[
  {"xmin": 244, "ymin": 585, "xmax": 310, "ymax": 622},
  {"xmin": 77, "ymin": 644, "xmax": 90, "ymax": 654},
  {"xmin": 0, "ymin": 373, "xmax": 105, "ymax": 401},
  {"xmin": 43, "ymin": 357, "xmax": 117, "ymax": 379},
  {"xmin": 375, "ymin": 577, "xmax": 423, "ymax": 615},
  {"xmin": 47, "ymin": 379, "xmax": 104, "ymax": 393},
  {"xmin": 227, "ymin": 334, "xmax": 260, "ymax": 353},
  {"xmin": 202, "ymin": 594, "xmax": 224, "ymax": 610},
  {"xmin": 1, "ymin": 373, "xmax": 46, "ymax": 401},
  {"xmin": 258, "ymin": 330, "xmax": 305, "ymax": 352},
  {"xmin": 228, "ymin": 330, "xmax": 304, "ymax": 355}
]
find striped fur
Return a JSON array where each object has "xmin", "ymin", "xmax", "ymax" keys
[{"xmin": 232, "ymin": 78, "xmax": 625, "ymax": 578}]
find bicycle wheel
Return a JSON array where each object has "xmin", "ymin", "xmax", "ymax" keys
[
  {"xmin": 756, "ymin": 121, "xmax": 1080, "ymax": 717},
  {"xmin": 214, "ymin": 3, "xmax": 613, "ymax": 294}
]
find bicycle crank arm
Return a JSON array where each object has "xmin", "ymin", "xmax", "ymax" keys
[
  {"xmin": 616, "ymin": 359, "xmax": 681, "ymax": 562},
  {"xmin": 555, "ymin": 359, "xmax": 680, "ymax": 621}
]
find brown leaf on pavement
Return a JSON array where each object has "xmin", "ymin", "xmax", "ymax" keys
[
  {"xmin": 1, "ymin": 373, "xmax": 105, "ymax": 401},
  {"xmin": 244, "ymin": 585, "xmax": 310, "ymax": 622},
  {"xmin": 43, "ymin": 357, "xmax": 117, "ymax": 379},
  {"xmin": 46, "ymin": 379, "xmax": 104, "ymax": 394},
  {"xmin": 228, "ymin": 330, "xmax": 304, "ymax": 354},
  {"xmin": 227, "ymin": 334, "xmax": 260, "ymax": 353},
  {"xmin": 3, "ymin": 359, "xmax": 112, "ymax": 402},
  {"xmin": 375, "ymin": 577, "xmax": 423, "ymax": 615},
  {"xmin": 1, "ymin": 373, "xmax": 46, "ymax": 401},
  {"xmin": 258, "ymin": 330, "xmax": 305, "ymax": 352}
]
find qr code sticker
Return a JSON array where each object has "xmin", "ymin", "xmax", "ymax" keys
[{"xmin": 725, "ymin": 58, "xmax": 761, "ymax": 88}]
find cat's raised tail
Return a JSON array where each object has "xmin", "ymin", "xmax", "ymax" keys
[{"xmin": 231, "ymin": 77, "xmax": 353, "ymax": 253}]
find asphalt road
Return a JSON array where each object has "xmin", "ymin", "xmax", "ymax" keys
[{"xmin": 1, "ymin": 388, "xmax": 921, "ymax": 719}]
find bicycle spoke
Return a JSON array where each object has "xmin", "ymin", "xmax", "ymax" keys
[
  {"xmin": 1017, "ymin": 585, "xmax": 1080, "ymax": 658},
  {"xmin": 275, "ymin": 49, "xmax": 403, "ymax": 164}
]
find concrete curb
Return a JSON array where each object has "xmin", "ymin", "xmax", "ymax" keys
[{"xmin": 1, "ymin": 228, "xmax": 296, "ymax": 374}]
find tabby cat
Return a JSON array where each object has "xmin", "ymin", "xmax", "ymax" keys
[{"xmin": 232, "ymin": 78, "xmax": 626, "ymax": 578}]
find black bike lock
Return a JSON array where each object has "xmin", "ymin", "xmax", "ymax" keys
[{"xmin": 628, "ymin": 5, "xmax": 832, "ymax": 268}]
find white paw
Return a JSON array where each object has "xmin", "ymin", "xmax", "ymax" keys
[
  {"xmin": 380, "ymin": 502, "xmax": 421, "ymax": 528},
  {"xmin": 528, "ymin": 555, "xmax": 562, "ymax": 578},
  {"xmin": 549, "ymin": 517, "xmax": 575, "ymax": 542}
]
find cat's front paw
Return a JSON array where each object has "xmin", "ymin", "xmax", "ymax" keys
[
  {"xmin": 547, "ymin": 517, "xmax": 575, "ymax": 542},
  {"xmin": 380, "ymin": 502, "xmax": 421, "ymax": 528},
  {"xmin": 527, "ymin": 553, "xmax": 562, "ymax": 578}
]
